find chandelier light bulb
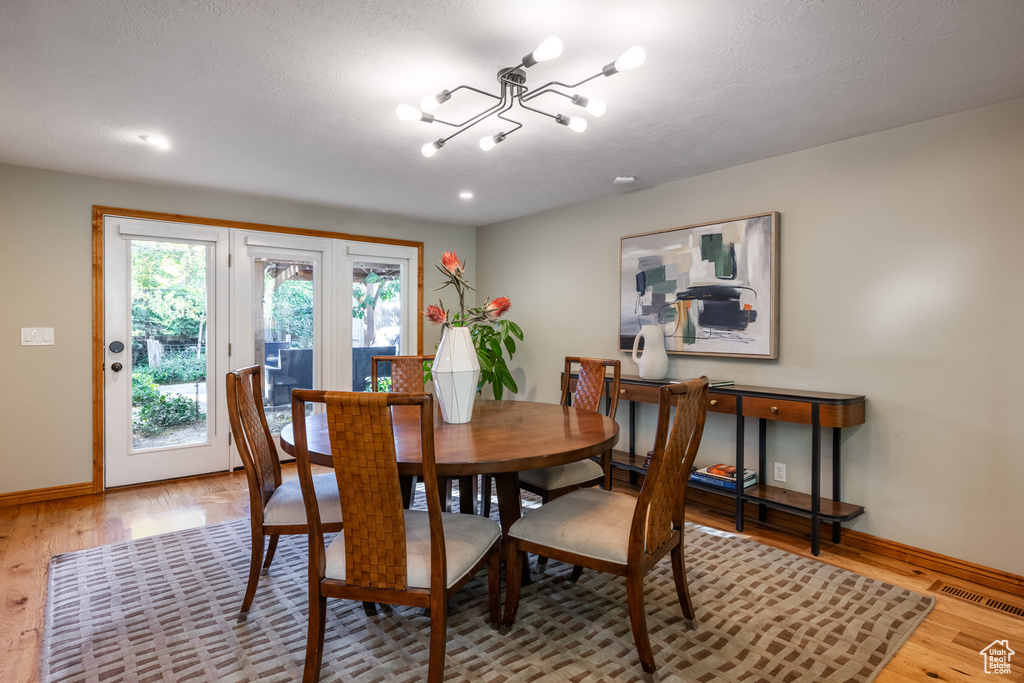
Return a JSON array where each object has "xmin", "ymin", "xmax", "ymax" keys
[
  {"xmin": 572, "ymin": 95, "xmax": 607, "ymax": 117},
  {"xmin": 585, "ymin": 98, "xmax": 607, "ymax": 117},
  {"xmin": 614, "ymin": 46, "xmax": 646, "ymax": 72},
  {"xmin": 557, "ymin": 114, "xmax": 588, "ymax": 133},
  {"xmin": 420, "ymin": 89, "xmax": 450, "ymax": 113},
  {"xmin": 421, "ymin": 140, "xmax": 443, "ymax": 157},
  {"xmin": 396, "ymin": 104, "xmax": 423, "ymax": 121},
  {"xmin": 533, "ymin": 36, "xmax": 563, "ymax": 62},
  {"xmin": 479, "ymin": 132, "xmax": 506, "ymax": 151}
]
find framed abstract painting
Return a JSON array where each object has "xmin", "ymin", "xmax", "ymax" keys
[{"xmin": 619, "ymin": 212, "xmax": 779, "ymax": 359}]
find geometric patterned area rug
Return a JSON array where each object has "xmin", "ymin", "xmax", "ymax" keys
[{"xmin": 44, "ymin": 515, "xmax": 933, "ymax": 682}]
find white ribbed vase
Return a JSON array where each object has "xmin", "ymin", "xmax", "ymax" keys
[{"xmin": 433, "ymin": 326, "xmax": 481, "ymax": 424}]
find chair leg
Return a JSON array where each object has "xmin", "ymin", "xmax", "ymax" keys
[
  {"xmin": 458, "ymin": 475, "xmax": 477, "ymax": 515},
  {"xmin": 487, "ymin": 545, "xmax": 501, "ymax": 625},
  {"xmin": 482, "ymin": 475, "xmax": 492, "ymax": 517},
  {"xmin": 427, "ymin": 592, "xmax": 449, "ymax": 683},
  {"xmin": 362, "ymin": 601, "xmax": 378, "ymax": 616},
  {"xmin": 239, "ymin": 529, "xmax": 265, "ymax": 619},
  {"xmin": 503, "ymin": 538, "xmax": 523, "ymax": 626},
  {"xmin": 439, "ymin": 477, "xmax": 454, "ymax": 512},
  {"xmin": 626, "ymin": 568, "xmax": 657, "ymax": 674},
  {"xmin": 670, "ymin": 542, "xmax": 695, "ymax": 620},
  {"xmin": 302, "ymin": 592, "xmax": 327, "ymax": 683},
  {"xmin": 400, "ymin": 474, "xmax": 416, "ymax": 509},
  {"xmin": 569, "ymin": 565, "xmax": 584, "ymax": 583},
  {"xmin": 261, "ymin": 534, "xmax": 280, "ymax": 574}
]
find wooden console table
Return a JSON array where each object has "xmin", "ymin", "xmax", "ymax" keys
[{"xmin": 570, "ymin": 374, "xmax": 866, "ymax": 555}]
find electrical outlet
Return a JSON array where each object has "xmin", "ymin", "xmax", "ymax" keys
[{"xmin": 773, "ymin": 462, "xmax": 786, "ymax": 482}]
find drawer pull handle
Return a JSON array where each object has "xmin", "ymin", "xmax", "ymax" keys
[
  {"xmin": 710, "ymin": 399, "xmax": 718, "ymax": 406},
  {"xmin": 770, "ymin": 406, "xmax": 779, "ymax": 414},
  {"xmin": 620, "ymin": 389, "xmax": 627, "ymax": 394}
]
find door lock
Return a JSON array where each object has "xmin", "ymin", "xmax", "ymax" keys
[{"xmin": 111, "ymin": 362, "xmax": 123, "ymax": 372}]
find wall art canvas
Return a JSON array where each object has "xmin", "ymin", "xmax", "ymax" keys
[{"xmin": 619, "ymin": 212, "xmax": 779, "ymax": 359}]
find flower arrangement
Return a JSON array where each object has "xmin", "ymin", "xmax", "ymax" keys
[{"xmin": 425, "ymin": 252, "xmax": 524, "ymax": 399}]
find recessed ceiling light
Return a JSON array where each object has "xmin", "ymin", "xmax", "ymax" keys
[
  {"xmin": 140, "ymin": 134, "xmax": 171, "ymax": 150},
  {"xmin": 459, "ymin": 191, "xmax": 474, "ymax": 199},
  {"xmin": 613, "ymin": 176, "xmax": 635, "ymax": 185}
]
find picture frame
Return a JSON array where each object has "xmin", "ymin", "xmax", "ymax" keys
[{"xmin": 619, "ymin": 212, "xmax": 779, "ymax": 359}]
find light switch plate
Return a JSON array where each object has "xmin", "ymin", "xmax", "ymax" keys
[{"xmin": 21, "ymin": 327, "xmax": 55, "ymax": 346}]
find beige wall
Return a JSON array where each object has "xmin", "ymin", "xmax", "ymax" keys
[
  {"xmin": 476, "ymin": 97, "xmax": 1024, "ymax": 576},
  {"xmin": 0, "ymin": 164, "xmax": 473, "ymax": 494}
]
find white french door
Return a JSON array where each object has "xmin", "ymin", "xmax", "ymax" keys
[
  {"xmin": 345, "ymin": 243, "xmax": 418, "ymax": 392},
  {"xmin": 229, "ymin": 231, "xmax": 331, "ymax": 466},
  {"xmin": 103, "ymin": 218, "xmax": 230, "ymax": 487}
]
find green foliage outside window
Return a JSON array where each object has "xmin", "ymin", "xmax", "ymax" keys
[{"xmin": 270, "ymin": 278, "xmax": 314, "ymax": 341}]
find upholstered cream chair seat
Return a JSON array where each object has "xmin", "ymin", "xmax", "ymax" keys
[
  {"xmin": 517, "ymin": 459, "xmax": 606, "ymax": 494},
  {"xmin": 508, "ymin": 487, "xmax": 635, "ymax": 564},
  {"xmin": 262, "ymin": 474, "xmax": 343, "ymax": 526},
  {"xmin": 325, "ymin": 510, "xmax": 500, "ymax": 588}
]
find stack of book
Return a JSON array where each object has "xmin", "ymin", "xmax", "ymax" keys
[{"xmin": 689, "ymin": 464, "xmax": 757, "ymax": 490}]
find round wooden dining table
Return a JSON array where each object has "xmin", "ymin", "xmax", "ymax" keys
[{"xmin": 279, "ymin": 399, "xmax": 619, "ymax": 578}]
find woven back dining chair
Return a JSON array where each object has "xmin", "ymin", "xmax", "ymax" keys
[
  {"xmin": 290, "ymin": 389, "xmax": 501, "ymax": 683},
  {"xmin": 370, "ymin": 354, "xmax": 434, "ymax": 393},
  {"xmin": 503, "ymin": 376, "xmax": 709, "ymax": 674},
  {"xmin": 224, "ymin": 365, "xmax": 345, "ymax": 621},
  {"xmin": 371, "ymin": 354, "xmax": 477, "ymax": 514},
  {"xmin": 510, "ymin": 356, "xmax": 621, "ymax": 498}
]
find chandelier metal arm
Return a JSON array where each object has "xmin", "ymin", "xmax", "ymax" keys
[
  {"xmin": 521, "ymin": 73, "xmax": 603, "ymax": 103},
  {"xmin": 516, "ymin": 98, "xmax": 559, "ymax": 121},
  {"xmin": 448, "ymin": 83, "xmax": 502, "ymax": 101},
  {"xmin": 438, "ymin": 91, "xmax": 513, "ymax": 145},
  {"xmin": 434, "ymin": 96, "xmax": 509, "ymax": 131},
  {"xmin": 496, "ymin": 111, "xmax": 523, "ymax": 136}
]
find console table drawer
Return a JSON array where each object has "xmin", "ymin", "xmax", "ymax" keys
[
  {"xmin": 743, "ymin": 397, "xmax": 812, "ymax": 424},
  {"xmin": 618, "ymin": 382, "xmax": 661, "ymax": 404},
  {"xmin": 708, "ymin": 393, "xmax": 736, "ymax": 414}
]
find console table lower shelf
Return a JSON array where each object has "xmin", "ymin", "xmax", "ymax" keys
[
  {"xmin": 595, "ymin": 376, "xmax": 868, "ymax": 556},
  {"xmin": 609, "ymin": 448, "xmax": 865, "ymax": 552}
]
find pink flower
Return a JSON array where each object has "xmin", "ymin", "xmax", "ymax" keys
[
  {"xmin": 425, "ymin": 304, "xmax": 447, "ymax": 325},
  {"xmin": 484, "ymin": 297, "xmax": 511, "ymax": 318},
  {"xmin": 440, "ymin": 252, "xmax": 464, "ymax": 276}
]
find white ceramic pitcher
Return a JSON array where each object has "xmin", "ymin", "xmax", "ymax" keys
[{"xmin": 632, "ymin": 323, "xmax": 669, "ymax": 380}]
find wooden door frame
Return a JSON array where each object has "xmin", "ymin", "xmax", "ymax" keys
[{"xmin": 91, "ymin": 205, "xmax": 424, "ymax": 493}]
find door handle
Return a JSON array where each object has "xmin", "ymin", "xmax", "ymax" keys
[{"xmin": 111, "ymin": 362, "xmax": 123, "ymax": 372}]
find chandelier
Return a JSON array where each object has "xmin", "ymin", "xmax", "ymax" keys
[{"xmin": 396, "ymin": 36, "xmax": 645, "ymax": 157}]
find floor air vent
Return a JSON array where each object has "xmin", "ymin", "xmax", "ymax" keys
[{"xmin": 930, "ymin": 581, "xmax": 1024, "ymax": 618}]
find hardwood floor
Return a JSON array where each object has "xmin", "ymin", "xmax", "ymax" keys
[{"xmin": 2, "ymin": 466, "xmax": 1022, "ymax": 682}]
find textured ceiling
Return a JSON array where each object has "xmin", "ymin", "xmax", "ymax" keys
[{"xmin": 1, "ymin": 0, "xmax": 1023, "ymax": 227}]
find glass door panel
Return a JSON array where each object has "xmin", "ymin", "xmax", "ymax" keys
[
  {"xmin": 254, "ymin": 257, "xmax": 315, "ymax": 432},
  {"xmin": 130, "ymin": 240, "xmax": 210, "ymax": 450},
  {"xmin": 351, "ymin": 260, "xmax": 402, "ymax": 391}
]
